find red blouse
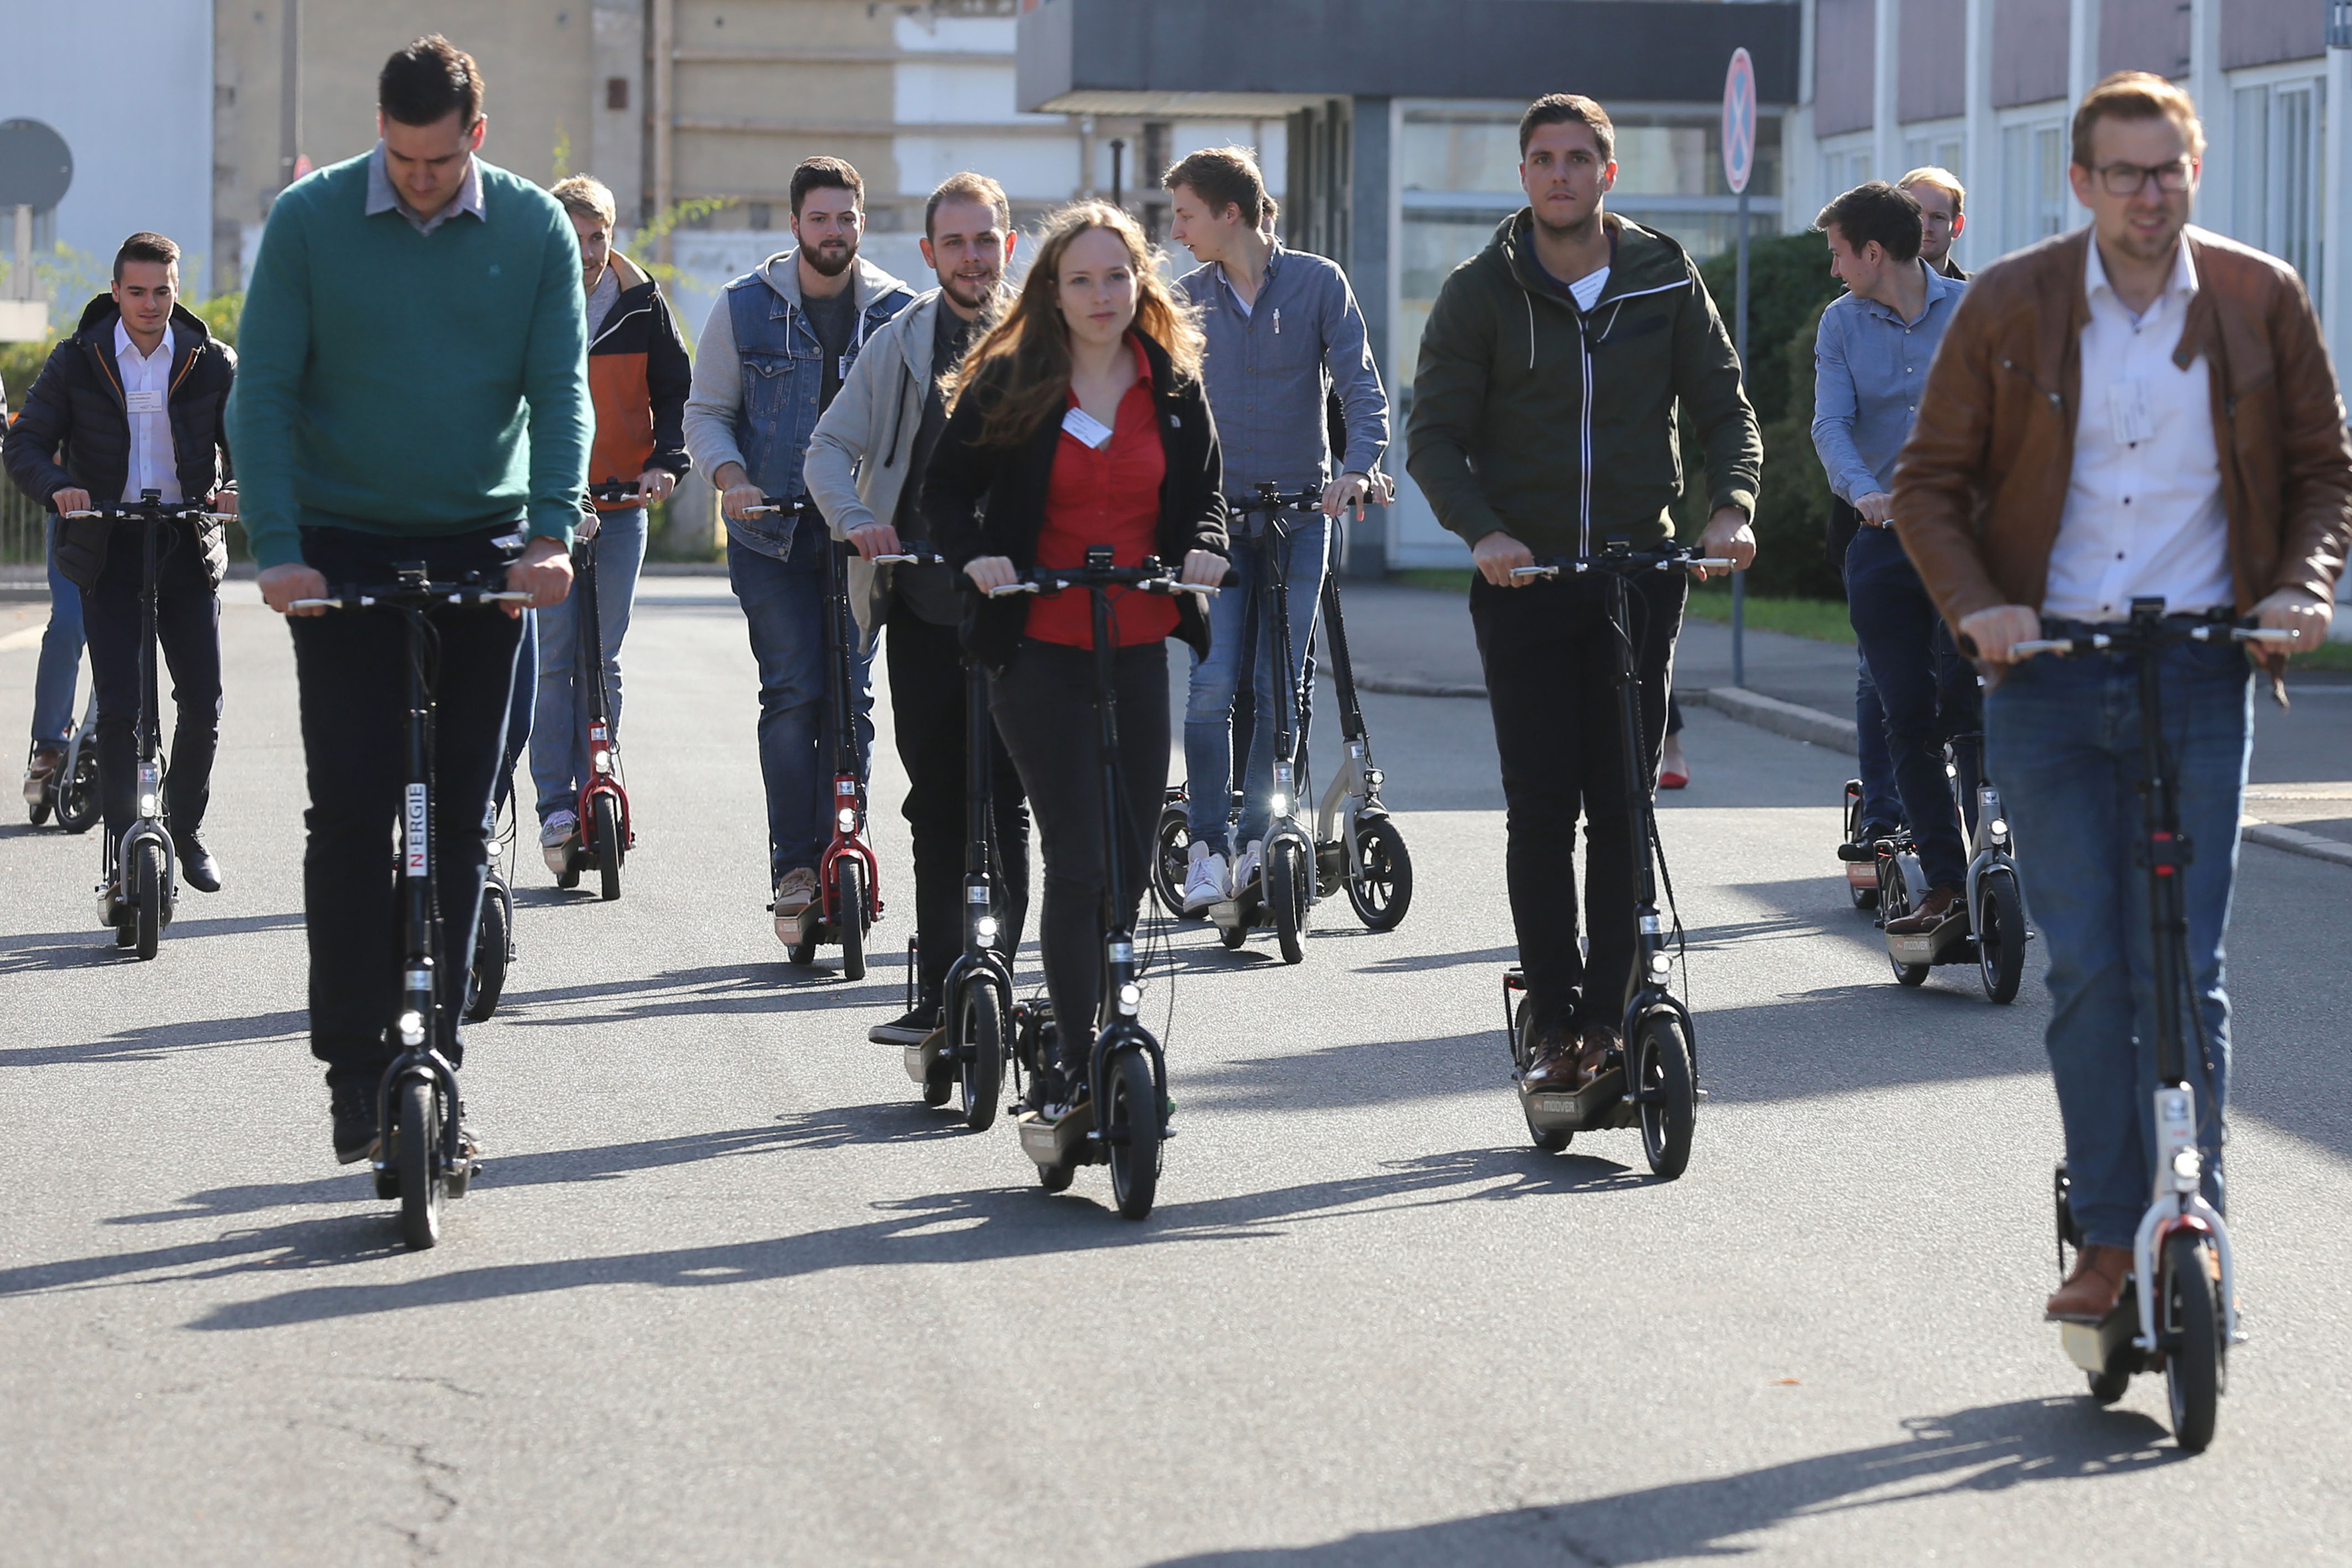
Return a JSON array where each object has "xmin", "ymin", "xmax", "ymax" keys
[{"xmin": 1026, "ymin": 335, "xmax": 1177, "ymax": 649}]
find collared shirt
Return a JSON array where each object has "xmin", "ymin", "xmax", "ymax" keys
[
  {"xmin": 364, "ymin": 141, "xmax": 486, "ymax": 236},
  {"xmin": 1177, "ymin": 242, "xmax": 1389, "ymax": 497},
  {"xmin": 1810, "ymin": 260, "xmax": 1967, "ymax": 509},
  {"xmin": 114, "ymin": 319, "xmax": 183, "ymax": 503},
  {"xmin": 2044, "ymin": 238, "xmax": 2233, "ymax": 621}
]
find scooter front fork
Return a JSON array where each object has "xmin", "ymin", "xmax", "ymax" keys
[{"xmin": 2131, "ymin": 1082, "xmax": 2240, "ymax": 1353}]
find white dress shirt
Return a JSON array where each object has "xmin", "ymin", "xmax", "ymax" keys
[
  {"xmin": 114, "ymin": 319, "xmax": 183, "ymax": 504},
  {"xmin": 2043, "ymin": 234, "xmax": 2233, "ymax": 621}
]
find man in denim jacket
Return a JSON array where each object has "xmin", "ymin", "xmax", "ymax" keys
[{"xmin": 684, "ymin": 157, "xmax": 914, "ymax": 941}]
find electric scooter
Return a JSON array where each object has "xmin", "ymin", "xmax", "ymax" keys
[
  {"xmin": 869, "ymin": 546, "xmax": 1020, "ymax": 1130},
  {"xmin": 60, "ymin": 492, "xmax": 231, "ymax": 959},
  {"xmin": 2015, "ymin": 600, "xmax": 2284, "ymax": 1454},
  {"xmin": 466, "ymin": 793, "xmax": 516, "ymax": 1022},
  {"xmin": 1498, "ymin": 539, "xmax": 1727, "ymax": 1179},
  {"xmin": 742, "ymin": 499, "xmax": 882, "ymax": 980},
  {"xmin": 1872, "ymin": 720, "xmax": 2031, "ymax": 1002},
  {"xmin": 1307, "ymin": 562, "xmax": 1414, "ymax": 931},
  {"xmin": 26, "ymin": 688, "xmax": 100, "ymax": 832},
  {"xmin": 1152, "ymin": 483, "xmax": 1321, "ymax": 962},
  {"xmin": 548, "ymin": 479, "xmax": 641, "ymax": 900},
  {"xmin": 1836, "ymin": 779, "xmax": 1884, "ymax": 910},
  {"xmin": 291, "ymin": 566, "xmax": 524, "ymax": 1249},
  {"xmin": 991, "ymin": 553, "xmax": 1215, "ymax": 1219}
]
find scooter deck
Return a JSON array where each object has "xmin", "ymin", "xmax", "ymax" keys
[
  {"xmin": 902, "ymin": 1032, "xmax": 951, "ymax": 1087},
  {"xmin": 1018, "ymin": 1103, "xmax": 1098, "ymax": 1169},
  {"xmin": 1520, "ymin": 1066, "xmax": 1635, "ymax": 1133},
  {"xmin": 1886, "ymin": 911, "xmax": 1975, "ymax": 968},
  {"xmin": 1844, "ymin": 860, "xmax": 1879, "ymax": 894},
  {"xmin": 2060, "ymin": 1287, "xmax": 2143, "ymax": 1375}
]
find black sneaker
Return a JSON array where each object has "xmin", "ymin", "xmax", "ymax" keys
[
  {"xmin": 1838, "ymin": 824, "xmax": 1901, "ymax": 862},
  {"xmin": 331, "ymin": 1083, "xmax": 380, "ymax": 1166},
  {"xmin": 868, "ymin": 1000, "xmax": 941, "ymax": 1046}
]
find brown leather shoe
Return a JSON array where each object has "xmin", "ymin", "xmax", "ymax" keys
[
  {"xmin": 2045, "ymin": 1243, "xmax": 2132, "ymax": 1322},
  {"xmin": 1885, "ymin": 884, "xmax": 1964, "ymax": 936},
  {"xmin": 1521, "ymin": 1022, "xmax": 1581, "ymax": 1092},
  {"xmin": 1575, "ymin": 1024, "xmax": 1623, "ymax": 1086}
]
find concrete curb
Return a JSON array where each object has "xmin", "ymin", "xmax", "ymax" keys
[
  {"xmin": 1688, "ymin": 686, "xmax": 1859, "ymax": 755},
  {"xmin": 2242, "ymin": 821, "xmax": 2352, "ymax": 870},
  {"xmin": 1355, "ymin": 674, "xmax": 1487, "ymax": 699}
]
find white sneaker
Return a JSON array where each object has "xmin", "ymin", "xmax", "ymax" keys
[
  {"xmin": 1181, "ymin": 840, "xmax": 1230, "ymax": 914},
  {"xmin": 1232, "ymin": 839, "xmax": 1265, "ymax": 896},
  {"xmin": 540, "ymin": 810, "xmax": 578, "ymax": 875}
]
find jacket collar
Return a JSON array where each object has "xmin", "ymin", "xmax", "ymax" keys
[
  {"xmin": 1495, "ymin": 208, "xmax": 1691, "ymax": 311},
  {"xmin": 73, "ymin": 295, "xmax": 212, "ymax": 379},
  {"xmin": 755, "ymin": 249, "xmax": 911, "ymax": 319}
]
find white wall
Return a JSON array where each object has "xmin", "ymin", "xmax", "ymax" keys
[{"xmin": 0, "ymin": 0, "xmax": 212, "ymax": 297}]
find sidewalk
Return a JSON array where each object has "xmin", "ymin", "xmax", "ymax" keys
[{"xmin": 1332, "ymin": 579, "xmax": 2352, "ymax": 862}]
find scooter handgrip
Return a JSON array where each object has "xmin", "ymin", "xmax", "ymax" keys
[
  {"xmin": 2234, "ymin": 627, "xmax": 2298, "ymax": 644},
  {"xmin": 1689, "ymin": 558, "xmax": 1736, "ymax": 570},
  {"xmin": 1508, "ymin": 564, "xmax": 1559, "ymax": 579},
  {"xmin": 738, "ymin": 504, "xmax": 785, "ymax": 518},
  {"xmin": 2008, "ymin": 638, "xmax": 2071, "ymax": 657},
  {"xmin": 60, "ymin": 509, "xmax": 102, "ymax": 519},
  {"xmin": 986, "ymin": 581, "xmax": 1040, "ymax": 598},
  {"xmin": 287, "ymin": 597, "xmax": 343, "ymax": 611}
]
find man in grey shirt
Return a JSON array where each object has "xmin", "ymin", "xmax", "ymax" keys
[{"xmin": 1163, "ymin": 146, "xmax": 1389, "ymax": 913}]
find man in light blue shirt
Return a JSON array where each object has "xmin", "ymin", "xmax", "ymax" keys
[{"xmin": 1810, "ymin": 181, "xmax": 1976, "ymax": 931}]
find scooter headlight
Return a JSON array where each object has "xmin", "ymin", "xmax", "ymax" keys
[
  {"xmin": 1988, "ymin": 818, "xmax": 2009, "ymax": 842},
  {"xmin": 2171, "ymin": 1148, "xmax": 2202, "ymax": 1186},
  {"xmin": 974, "ymin": 915, "xmax": 999, "ymax": 943},
  {"xmin": 139, "ymin": 794, "xmax": 159, "ymax": 816},
  {"xmin": 837, "ymin": 807, "xmax": 858, "ymax": 833},
  {"xmin": 1647, "ymin": 952, "xmax": 1671, "ymax": 979},
  {"xmin": 1117, "ymin": 982, "xmax": 1142, "ymax": 1014},
  {"xmin": 1269, "ymin": 793, "xmax": 1289, "ymax": 816},
  {"xmin": 397, "ymin": 1010, "xmax": 426, "ymax": 1047}
]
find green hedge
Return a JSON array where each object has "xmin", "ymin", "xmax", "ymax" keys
[{"xmin": 1674, "ymin": 231, "xmax": 1847, "ymax": 600}]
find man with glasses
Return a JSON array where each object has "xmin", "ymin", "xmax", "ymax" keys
[{"xmin": 1895, "ymin": 73, "xmax": 2348, "ymax": 1322}]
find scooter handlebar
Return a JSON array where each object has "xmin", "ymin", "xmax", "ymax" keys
[
  {"xmin": 60, "ymin": 506, "xmax": 234, "ymax": 523},
  {"xmin": 289, "ymin": 588, "xmax": 534, "ymax": 611},
  {"xmin": 2005, "ymin": 623, "xmax": 2300, "ymax": 660},
  {"xmin": 1512, "ymin": 548, "xmax": 1726, "ymax": 581},
  {"xmin": 982, "ymin": 567, "xmax": 1219, "ymax": 599}
]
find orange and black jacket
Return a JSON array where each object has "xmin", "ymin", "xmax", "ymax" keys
[
  {"xmin": 588, "ymin": 250, "xmax": 692, "ymax": 507},
  {"xmin": 2, "ymin": 293, "xmax": 235, "ymax": 591}
]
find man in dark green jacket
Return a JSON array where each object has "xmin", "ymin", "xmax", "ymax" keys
[
  {"xmin": 1407, "ymin": 92, "xmax": 1761, "ymax": 1095},
  {"xmin": 229, "ymin": 35, "xmax": 588, "ymax": 1165}
]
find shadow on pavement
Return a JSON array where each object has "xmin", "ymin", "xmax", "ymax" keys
[
  {"xmin": 0, "ymin": 912, "xmax": 305, "ymax": 975},
  {"xmin": 171, "ymin": 1144, "xmax": 1649, "ymax": 1330},
  {"xmin": 1150, "ymin": 1398, "xmax": 2183, "ymax": 1566},
  {"xmin": 0, "ymin": 1006, "xmax": 308, "ymax": 1068}
]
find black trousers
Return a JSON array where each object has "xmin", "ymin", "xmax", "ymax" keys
[
  {"xmin": 988, "ymin": 637, "xmax": 1166, "ymax": 1063},
  {"xmin": 288, "ymin": 526, "xmax": 522, "ymax": 1089},
  {"xmin": 1470, "ymin": 568, "xmax": 1684, "ymax": 1035},
  {"xmin": 884, "ymin": 601, "xmax": 1031, "ymax": 1000},
  {"xmin": 80, "ymin": 516, "xmax": 222, "ymax": 848}
]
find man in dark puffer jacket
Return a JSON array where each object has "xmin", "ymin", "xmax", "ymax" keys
[{"xmin": 2, "ymin": 232, "xmax": 236, "ymax": 894}]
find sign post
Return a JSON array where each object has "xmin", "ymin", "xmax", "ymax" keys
[
  {"xmin": 0, "ymin": 118, "xmax": 71, "ymax": 343},
  {"xmin": 1721, "ymin": 48, "xmax": 1757, "ymax": 688}
]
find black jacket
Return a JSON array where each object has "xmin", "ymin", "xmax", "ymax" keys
[
  {"xmin": 2, "ymin": 294, "xmax": 235, "ymax": 591},
  {"xmin": 922, "ymin": 330, "xmax": 1229, "ymax": 668}
]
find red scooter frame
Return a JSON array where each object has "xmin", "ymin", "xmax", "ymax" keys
[{"xmin": 569, "ymin": 481, "xmax": 640, "ymax": 900}]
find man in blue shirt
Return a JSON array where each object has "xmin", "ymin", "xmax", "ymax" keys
[
  {"xmin": 1810, "ymin": 181, "xmax": 1975, "ymax": 933},
  {"xmin": 1162, "ymin": 146, "xmax": 1389, "ymax": 911}
]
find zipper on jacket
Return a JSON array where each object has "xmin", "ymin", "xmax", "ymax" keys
[{"xmin": 588, "ymin": 301, "xmax": 651, "ymax": 353}]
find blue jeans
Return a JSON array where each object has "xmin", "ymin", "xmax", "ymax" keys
[
  {"xmin": 31, "ymin": 515, "xmax": 85, "ymax": 749},
  {"xmin": 1183, "ymin": 513, "xmax": 1328, "ymax": 854},
  {"xmin": 530, "ymin": 507, "xmax": 647, "ymax": 821},
  {"xmin": 495, "ymin": 610, "xmax": 534, "ymax": 817},
  {"xmin": 1986, "ymin": 639, "xmax": 2248, "ymax": 1250},
  {"xmin": 1846, "ymin": 526, "xmax": 1976, "ymax": 889},
  {"xmin": 1854, "ymin": 655, "xmax": 1900, "ymax": 833},
  {"xmin": 728, "ymin": 538, "xmax": 872, "ymax": 880}
]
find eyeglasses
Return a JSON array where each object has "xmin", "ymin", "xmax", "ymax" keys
[{"xmin": 2090, "ymin": 158, "xmax": 2194, "ymax": 196}]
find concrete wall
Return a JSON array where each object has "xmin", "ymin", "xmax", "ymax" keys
[{"xmin": 0, "ymin": 0, "xmax": 212, "ymax": 300}]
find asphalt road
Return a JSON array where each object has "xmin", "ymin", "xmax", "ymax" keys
[{"xmin": 3, "ymin": 578, "xmax": 2349, "ymax": 1567}]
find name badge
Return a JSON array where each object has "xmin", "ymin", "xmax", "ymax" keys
[
  {"xmin": 2107, "ymin": 378, "xmax": 2154, "ymax": 446},
  {"xmin": 124, "ymin": 390, "xmax": 164, "ymax": 414},
  {"xmin": 1061, "ymin": 406, "xmax": 1115, "ymax": 449}
]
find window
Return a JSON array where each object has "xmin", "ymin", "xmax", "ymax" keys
[
  {"xmin": 1821, "ymin": 145, "xmax": 1871, "ymax": 198},
  {"xmin": 2000, "ymin": 119, "xmax": 2069, "ymax": 252},
  {"xmin": 2234, "ymin": 78, "xmax": 2325, "ymax": 281},
  {"xmin": 1902, "ymin": 133, "xmax": 1964, "ymax": 184}
]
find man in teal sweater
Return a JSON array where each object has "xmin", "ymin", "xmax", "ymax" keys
[{"xmin": 228, "ymin": 35, "xmax": 589, "ymax": 1165}]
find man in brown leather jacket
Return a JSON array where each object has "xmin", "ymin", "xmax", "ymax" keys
[{"xmin": 1893, "ymin": 73, "xmax": 2349, "ymax": 1326}]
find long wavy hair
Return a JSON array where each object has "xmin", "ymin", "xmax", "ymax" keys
[{"xmin": 945, "ymin": 200, "xmax": 1205, "ymax": 447}]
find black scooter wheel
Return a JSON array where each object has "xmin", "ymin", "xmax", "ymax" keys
[
  {"xmin": 958, "ymin": 982, "xmax": 1003, "ymax": 1133},
  {"xmin": 1218, "ymin": 919, "xmax": 1248, "ymax": 950},
  {"xmin": 1879, "ymin": 862, "xmax": 1930, "ymax": 986},
  {"xmin": 1345, "ymin": 817, "xmax": 1413, "ymax": 931},
  {"xmin": 1634, "ymin": 1012, "xmax": 1696, "ymax": 1180},
  {"xmin": 57, "ymin": 756, "xmax": 99, "ymax": 834},
  {"xmin": 1105, "ymin": 1048, "xmax": 1161, "ymax": 1220},
  {"xmin": 837, "ymin": 858, "xmax": 868, "ymax": 982},
  {"xmin": 132, "ymin": 840, "xmax": 163, "ymax": 961},
  {"xmin": 1977, "ymin": 870, "xmax": 2025, "ymax": 1004},
  {"xmin": 1038, "ymin": 1158, "xmax": 1074, "ymax": 1194},
  {"xmin": 466, "ymin": 881, "xmax": 512, "ymax": 1022},
  {"xmin": 1269, "ymin": 840, "xmax": 1307, "ymax": 965},
  {"xmin": 2087, "ymin": 1362, "xmax": 2132, "ymax": 1405},
  {"xmin": 1151, "ymin": 803, "xmax": 1190, "ymax": 917},
  {"xmin": 394, "ymin": 1078, "xmax": 443, "ymax": 1251},
  {"xmin": 27, "ymin": 793, "xmax": 50, "ymax": 826},
  {"xmin": 592, "ymin": 794, "xmax": 623, "ymax": 902},
  {"xmin": 2164, "ymin": 1231, "xmax": 2223, "ymax": 1452}
]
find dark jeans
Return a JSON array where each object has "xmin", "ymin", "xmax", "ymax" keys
[
  {"xmin": 1987, "ymin": 637, "xmax": 2248, "ymax": 1247},
  {"xmin": 988, "ymin": 637, "xmax": 1167, "ymax": 1065},
  {"xmin": 80, "ymin": 515, "xmax": 221, "ymax": 849},
  {"xmin": 1845, "ymin": 526, "xmax": 1978, "ymax": 888},
  {"xmin": 728, "ymin": 538, "xmax": 874, "ymax": 880},
  {"xmin": 289, "ymin": 525, "xmax": 522, "ymax": 1089},
  {"xmin": 886, "ymin": 603, "xmax": 1030, "ymax": 1001},
  {"xmin": 1470, "ymin": 568, "xmax": 1683, "ymax": 1036}
]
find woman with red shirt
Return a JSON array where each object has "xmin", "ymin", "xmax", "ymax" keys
[{"xmin": 925, "ymin": 203, "xmax": 1228, "ymax": 1113}]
